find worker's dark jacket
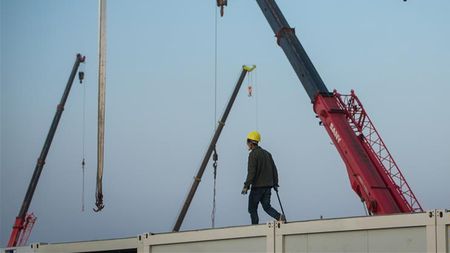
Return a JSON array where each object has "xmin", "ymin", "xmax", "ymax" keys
[{"xmin": 244, "ymin": 146, "xmax": 278, "ymax": 188}]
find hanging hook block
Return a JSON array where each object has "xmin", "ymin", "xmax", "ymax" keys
[
  {"xmin": 78, "ymin": 71, "xmax": 85, "ymax": 84},
  {"xmin": 93, "ymin": 193, "xmax": 104, "ymax": 212}
]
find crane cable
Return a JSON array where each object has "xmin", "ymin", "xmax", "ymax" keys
[
  {"xmin": 247, "ymin": 68, "xmax": 259, "ymax": 130},
  {"xmin": 212, "ymin": 148, "xmax": 218, "ymax": 228},
  {"xmin": 79, "ymin": 63, "xmax": 86, "ymax": 212},
  {"xmin": 254, "ymin": 69, "xmax": 259, "ymax": 130},
  {"xmin": 211, "ymin": 3, "xmax": 219, "ymax": 229}
]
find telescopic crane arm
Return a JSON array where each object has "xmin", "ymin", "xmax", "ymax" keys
[
  {"xmin": 173, "ymin": 65, "xmax": 256, "ymax": 232},
  {"xmin": 8, "ymin": 53, "xmax": 86, "ymax": 247},
  {"xmin": 256, "ymin": 0, "xmax": 329, "ymax": 101},
  {"xmin": 255, "ymin": 0, "xmax": 422, "ymax": 214}
]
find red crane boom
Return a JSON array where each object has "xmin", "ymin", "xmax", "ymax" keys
[
  {"xmin": 256, "ymin": 0, "xmax": 423, "ymax": 215},
  {"xmin": 334, "ymin": 90, "xmax": 423, "ymax": 213}
]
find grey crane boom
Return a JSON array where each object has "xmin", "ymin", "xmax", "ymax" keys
[{"xmin": 256, "ymin": 0, "xmax": 330, "ymax": 101}]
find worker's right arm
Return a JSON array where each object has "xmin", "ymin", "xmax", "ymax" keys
[
  {"xmin": 244, "ymin": 151, "xmax": 257, "ymax": 188},
  {"xmin": 271, "ymin": 153, "xmax": 279, "ymax": 187}
]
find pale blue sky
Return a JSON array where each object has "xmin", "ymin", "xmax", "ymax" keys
[{"xmin": 1, "ymin": 0, "xmax": 449, "ymax": 246}]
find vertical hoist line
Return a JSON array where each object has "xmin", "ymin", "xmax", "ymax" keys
[
  {"xmin": 212, "ymin": 149, "xmax": 218, "ymax": 228},
  {"xmin": 246, "ymin": 69, "xmax": 259, "ymax": 129},
  {"xmin": 255, "ymin": 69, "xmax": 259, "ymax": 130},
  {"xmin": 247, "ymin": 69, "xmax": 259, "ymax": 129},
  {"xmin": 214, "ymin": 3, "xmax": 218, "ymax": 130},
  {"xmin": 211, "ymin": 4, "xmax": 219, "ymax": 229},
  {"xmin": 81, "ymin": 67, "xmax": 87, "ymax": 212},
  {"xmin": 247, "ymin": 70, "xmax": 252, "ymax": 96}
]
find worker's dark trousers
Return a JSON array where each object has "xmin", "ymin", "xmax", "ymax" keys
[{"xmin": 248, "ymin": 187, "xmax": 281, "ymax": 224}]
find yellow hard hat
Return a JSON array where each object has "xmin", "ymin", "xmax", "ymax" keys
[{"xmin": 247, "ymin": 131, "xmax": 261, "ymax": 142}]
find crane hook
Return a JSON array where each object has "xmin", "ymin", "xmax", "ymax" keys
[
  {"xmin": 93, "ymin": 193, "xmax": 104, "ymax": 212},
  {"xmin": 216, "ymin": 0, "xmax": 227, "ymax": 17}
]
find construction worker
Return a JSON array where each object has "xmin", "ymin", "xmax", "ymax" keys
[{"xmin": 241, "ymin": 131, "xmax": 285, "ymax": 224}]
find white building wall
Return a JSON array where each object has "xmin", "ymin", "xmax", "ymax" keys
[
  {"xmin": 276, "ymin": 211, "xmax": 434, "ymax": 253},
  {"xmin": 3, "ymin": 210, "xmax": 449, "ymax": 253}
]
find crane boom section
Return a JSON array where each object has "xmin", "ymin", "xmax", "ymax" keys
[
  {"xmin": 255, "ymin": 0, "xmax": 421, "ymax": 214},
  {"xmin": 314, "ymin": 95, "xmax": 403, "ymax": 214},
  {"xmin": 256, "ymin": 0, "xmax": 329, "ymax": 101}
]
